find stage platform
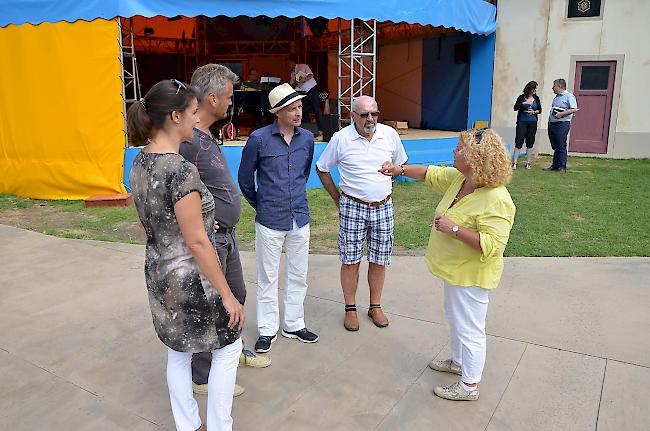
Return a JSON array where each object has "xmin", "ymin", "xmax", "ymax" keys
[
  {"xmin": 222, "ymin": 128, "xmax": 460, "ymax": 146},
  {"xmin": 123, "ymin": 129, "xmax": 460, "ymax": 192}
]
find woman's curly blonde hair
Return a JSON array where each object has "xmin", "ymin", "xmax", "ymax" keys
[{"xmin": 458, "ymin": 129, "xmax": 512, "ymax": 187}]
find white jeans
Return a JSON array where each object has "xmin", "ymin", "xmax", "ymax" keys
[
  {"xmin": 443, "ymin": 283, "xmax": 490, "ymax": 384},
  {"xmin": 255, "ymin": 221, "xmax": 310, "ymax": 335},
  {"xmin": 167, "ymin": 338, "xmax": 242, "ymax": 431}
]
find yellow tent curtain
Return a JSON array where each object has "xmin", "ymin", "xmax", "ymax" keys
[{"xmin": 0, "ymin": 19, "xmax": 126, "ymax": 199}]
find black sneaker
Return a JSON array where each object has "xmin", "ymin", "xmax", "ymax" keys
[
  {"xmin": 281, "ymin": 328, "xmax": 319, "ymax": 343},
  {"xmin": 254, "ymin": 334, "xmax": 277, "ymax": 353}
]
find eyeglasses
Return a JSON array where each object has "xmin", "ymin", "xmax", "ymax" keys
[
  {"xmin": 353, "ymin": 110, "xmax": 380, "ymax": 119},
  {"xmin": 171, "ymin": 79, "xmax": 188, "ymax": 94}
]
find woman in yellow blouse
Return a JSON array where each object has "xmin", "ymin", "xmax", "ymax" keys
[{"xmin": 380, "ymin": 128, "xmax": 515, "ymax": 401}]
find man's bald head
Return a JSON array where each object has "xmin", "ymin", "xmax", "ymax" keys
[
  {"xmin": 351, "ymin": 96, "xmax": 380, "ymax": 137},
  {"xmin": 351, "ymin": 96, "xmax": 378, "ymax": 113}
]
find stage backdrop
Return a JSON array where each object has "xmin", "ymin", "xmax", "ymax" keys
[{"xmin": 0, "ymin": 19, "xmax": 126, "ymax": 199}]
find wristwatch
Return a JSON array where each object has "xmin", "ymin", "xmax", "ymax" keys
[{"xmin": 452, "ymin": 225, "xmax": 460, "ymax": 236}]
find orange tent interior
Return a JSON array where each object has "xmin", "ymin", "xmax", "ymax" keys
[{"xmin": 129, "ymin": 15, "xmax": 453, "ymax": 133}]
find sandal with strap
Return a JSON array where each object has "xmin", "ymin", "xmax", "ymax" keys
[
  {"xmin": 344, "ymin": 304, "xmax": 359, "ymax": 331},
  {"xmin": 368, "ymin": 304, "xmax": 389, "ymax": 327}
]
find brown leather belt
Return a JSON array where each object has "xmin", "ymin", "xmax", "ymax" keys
[{"xmin": 341, "ymin": 192, "xmax": 391, "ymax": 207}]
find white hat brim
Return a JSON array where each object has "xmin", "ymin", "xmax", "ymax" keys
[{"xmin": 269, "ymin": 93, "xmax": 307, "ymax": 114}]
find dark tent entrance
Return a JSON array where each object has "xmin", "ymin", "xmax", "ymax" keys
[{"xmin": 125, "ymin": 15, "xmax": 335, "ymax": 138}]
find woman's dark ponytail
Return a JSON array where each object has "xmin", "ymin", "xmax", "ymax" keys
[{"xmin": 127, "ymin": 99, "xmax": 153, "ymax": 146}]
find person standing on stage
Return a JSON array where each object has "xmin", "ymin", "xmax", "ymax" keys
[{"xmin": 288, "ymin": 60, "xmax": 324, "ymax": 138}]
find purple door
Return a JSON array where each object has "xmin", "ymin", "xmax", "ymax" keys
[{"xmin": 569, "ymin": 61, "xmax": 616, "ymax": 154}]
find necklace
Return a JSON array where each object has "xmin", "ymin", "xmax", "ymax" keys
[{"xmin": 450, "ymin": 181, "xmax": 476, "ymax": 208}]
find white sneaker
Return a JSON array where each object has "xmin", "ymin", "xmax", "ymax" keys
[
  {"xmin": 428, "ymin": 358, "xmax": 462, "ymax": 375},
  {"xmin": 512, "ymin": 162, "xmax": 517, "ymax": 170},
  {"xmin": 433, "ymin": 381, "xmax": 479, "ymax": 401}
]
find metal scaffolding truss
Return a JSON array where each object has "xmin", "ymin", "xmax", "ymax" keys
[
  {"xmin": 337, "ymin": 18, "xmax": 377, "ymax": 127},
  {"xmin": 132, "ymin": 36, "xmax": 196, "ymax": 55},
  {"xmin": 118, "ymin": 18, "xmax": 141, "ymax": 104},
  {"xmin": 205, "ymin": 39, "xmax": 294, "ymax": 57},
  {"xmin": 312, "ymin": 22, "xmax": 446, "ymax": 52},
  {"xmin": 130, "ymin": 37, "xmax": 292, "ymax": 58},
  {"xmin": 379, "ymin": 23, "xmax": 449, "ymax": 41},
  {"xmin": 118, "ymin": 17, "xmax": 142, "ymax": 147}
]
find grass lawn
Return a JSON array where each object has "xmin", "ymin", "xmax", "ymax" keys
[{"xmin": 1, "ymin": 155, "xmax": 649, "ymax": 256}]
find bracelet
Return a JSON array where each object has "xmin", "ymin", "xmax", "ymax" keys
[{"xmin": 399, "ymin": 165, "xmax": 405, "ymax": 176}]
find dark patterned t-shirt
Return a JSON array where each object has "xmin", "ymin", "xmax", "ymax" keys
[
  {"xmin": 179, "ymin": 128, "xmax": 241, "ymax": 229},
  {"xmin": 130, "ymin": 151, "xmax": 241, "ymax": 353}
]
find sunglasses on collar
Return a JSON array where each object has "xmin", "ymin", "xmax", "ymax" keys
[{"xmin": 474, "ymin": 128, "xmax": 487, "ymax": 141}]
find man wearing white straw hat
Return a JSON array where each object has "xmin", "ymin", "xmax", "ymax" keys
[{"xmin": 238, "ymin": 83, "xmax": 319, "ymax": 354}]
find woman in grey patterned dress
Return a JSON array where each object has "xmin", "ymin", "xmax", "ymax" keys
[{"xmin": 127, "ymin": 79, "xmax": 245, "ymax": 431}]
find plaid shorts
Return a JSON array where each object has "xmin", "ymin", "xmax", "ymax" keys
[{"xmin": 338, "ymin": 194, "xmax": 394, "ymax": 266}]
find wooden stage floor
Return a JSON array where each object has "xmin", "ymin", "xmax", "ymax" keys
[{"xmin": 223, "ymin": 128, "xmax": 459, "ymax": 146}]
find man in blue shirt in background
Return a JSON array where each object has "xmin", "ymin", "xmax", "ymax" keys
[
  {"xmin": 546, "ymin": 78, "xmax": 579, "ymax": 173},
  {"xmin": 238, "ymin": 83, "xmax": 318, "ymax": 353}
]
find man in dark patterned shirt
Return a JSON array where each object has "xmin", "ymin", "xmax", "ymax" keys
[{"xmin": 179, "ymin": 64, "xmax": 270, "ymax": 398}]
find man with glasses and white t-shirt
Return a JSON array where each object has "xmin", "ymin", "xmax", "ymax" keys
[{"xmin": 316, "ymin": 96, "xmax": 408, "ymax": 332}]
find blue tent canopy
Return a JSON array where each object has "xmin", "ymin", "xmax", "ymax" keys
[{"xmin": 1, "ymin": 0, "xmax": 496, "ymax": 35}]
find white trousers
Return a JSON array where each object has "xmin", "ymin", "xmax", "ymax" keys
[
  {"xmin": 443, "ymin": 283, "xmax": 490, "ymax": 384},
  {"xmin": 255, "ymin": 221, "xmax": 310, "ymax": 335},
  {"xmin": 167, "ymin": 338, "xmax": 242, "ymax": 431}
]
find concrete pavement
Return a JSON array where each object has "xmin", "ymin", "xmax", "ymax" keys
[{"xmin": 1, "ymin": 224, "xmax": 649, "ymax": 430}]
